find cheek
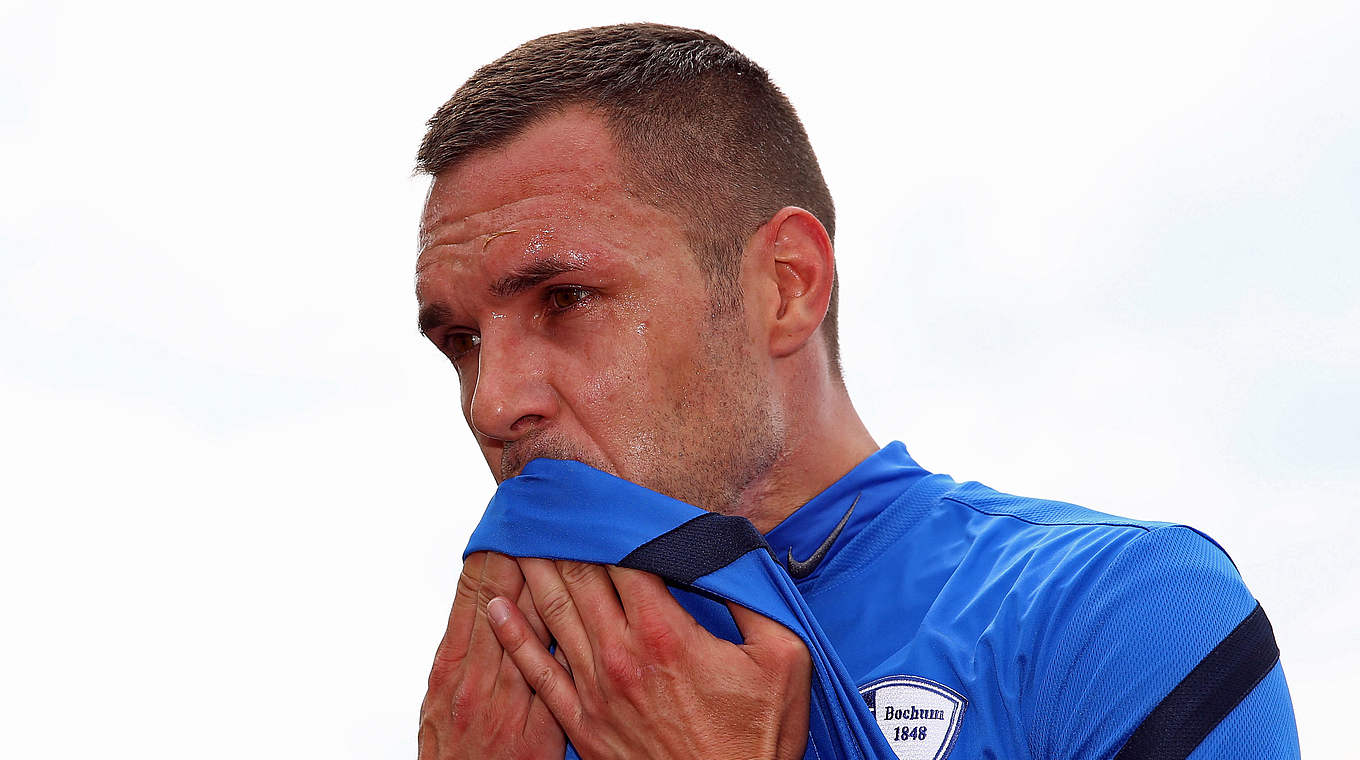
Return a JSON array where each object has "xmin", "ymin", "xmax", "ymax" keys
[
  {"xmin": 568, "ymin": 338, "xmax": 645, "ymax": 410},
  {"xmin": 560, "ymin": 313, "xmax": 664, "ymax": 414}
]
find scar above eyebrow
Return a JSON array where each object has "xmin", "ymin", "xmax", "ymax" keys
[{"xmin": 482, "ymin": 229, "xmax": 519, "ymax": 251}]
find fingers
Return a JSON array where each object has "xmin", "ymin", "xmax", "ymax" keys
[
  {"xmin": 523, "ymin": 690, "xmax": 561, "ymax": 742},
  {"xmin": 516, "ymin": 582, "xmax": 552, "ymax": 649},
  {"xmin": 519, "ymin": 557, "xmax": 597, "ymax": 677},
  {"xmin": 422, "ymin": 552, "xmax": 571, "ymax": 760},
  {"xmin": 727, "ymin": 600, "xmax": 800, "ymax": 648},
  {"xmin": 490, "ymin": 634, "xmax": 533, "ymax": 714},
  {"xmin": 606, "ymin": 565, "xmax": 691, "ymax": 628},
  {"xmin": 490, "ymin": 574, "xmax": 554, "ymax": 715},
  {"xmin": 488, "ymin": 596, "xmax": 585, "ymax": 736},
  {"xmin": 433, "ymin": 551, "xmax": 487, "ymax": 664},
  {"xmin": 466, "ymin": 552, "xmax": 527, "ymax": 665},
  {"xmin": 725, "ymin": 599, "xmax": 774, "ymax": 641},
  {"xmin": 555, "ymin": 560, "xmax": 627, "ymax": 642},
  {"xmin": 726, "ymin": 601, "xmax": 810, "ymax": 669}
]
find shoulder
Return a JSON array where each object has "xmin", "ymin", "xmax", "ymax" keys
[
  {"xmin": 938, "ymin": 480, "xmax": 1255, "ymax": 673},
  {"xmin": 935, "ymin": 483, "xmax": 1290, "ymax": 757},
  {"xmin": 931, "ymin": 480, "xmax": 1240, "ymax": 609},
  {"xmin": 942, "ymin": 479, "xmax": 1192, "ymax": 535},
  {"xmin": 840, "ymin": 474, "xmax": 1295, "ymax": 756}
]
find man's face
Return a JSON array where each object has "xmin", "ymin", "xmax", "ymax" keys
[{"xmin": 415, "ymin": 109, "xmax": 781, "ymax": 512}]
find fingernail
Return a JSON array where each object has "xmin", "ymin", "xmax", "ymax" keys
[{"xmin": 487, "ymin": 597, "xmax": 511, "ymax": 626}]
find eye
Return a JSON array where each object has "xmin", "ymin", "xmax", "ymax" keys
[
  {"xmin": 548, "ymin": 286, "xmax": 591, "ymax": 311},
  {"xmin": 443, "ymin": 331, "xmax": 480, "ymax": 359}
]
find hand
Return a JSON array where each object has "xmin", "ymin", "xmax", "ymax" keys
[
  {"xmin": 486, "ymin": 558, "xmax": 812, "ymax": 760},
  {"xmin": 419, "ymin": 552, "xmax": 566, "ymax": 760}
]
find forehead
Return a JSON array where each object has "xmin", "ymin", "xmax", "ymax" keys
[
  {"xmin": 414, "ymin": 111, "xmax": 701, "ymax": 320},
  {"xmin": 418, "ymin": 109, "xmax": 669, "ymax": 261}
]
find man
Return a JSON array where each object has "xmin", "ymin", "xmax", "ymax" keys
[{"xmin": 413, "ymin": 23, "xmax": 1299, "ymax": 760}]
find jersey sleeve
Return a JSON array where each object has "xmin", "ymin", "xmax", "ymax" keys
[{"xmin": 1026, "ymin": 525, "xmax": 1299, "ymax": 760}]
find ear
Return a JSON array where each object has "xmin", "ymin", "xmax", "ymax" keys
[{"xmin": 748, "ymin": 207, "xmax": 835, "ymax": 359}]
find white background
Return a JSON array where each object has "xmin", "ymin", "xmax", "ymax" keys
[{"xmin": 3, "ymin": 1, "xmax": 1355, "ymax": 756}]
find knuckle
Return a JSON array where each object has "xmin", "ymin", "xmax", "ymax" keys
[
  {"xmin": 771, "ymin": 631, "xmax": 808, "ymax": 662},
  {"xmin": 446, "ymin": 680, "xmax": 480, "ymax": 729},
  {"xmin": 598, "ymin": 642, "xmax": 642, "ymax": 689},
  {"xmin": 528, "ymin": 663, "xmax": 558, "ymax": 694},
  {"xmin": 534, "ymin": 587, "xmax": 575, "ymax": 623},
  {"xmin": 476, "ymin": 558, "xmax": 521, "ymax": 606},
  {"xmin": 426, "ymin": 656, "xmax": 456, "ymax": 690},
  {"xmin": 416, "ymin": 714, "xmax": 440, "ymax": 759},
  {"xmin": 496, "ymin": 619, "xmax": 524, "ymax": 651},
  {"xmin": 454, "ymin": 568, "xmax": 481, "ymax": 603},
  {"xmin": 636, "ymin": 621, "xmax": 684, "ymax": 661},
  {"xmin": 558, "ymin": 560, "xmax": 595, "ymax": 585},
  {"xmin": 426, "ymin": 639, "xmax": 467, "ymax": 689},
  {"xmin": 476, "ymin": 580, "xmax": 505, "ymax": 610}
]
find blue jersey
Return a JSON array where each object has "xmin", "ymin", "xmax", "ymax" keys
[
  {"xmin": 765, "ymin": 442, "xmax": 1299, "ymax": 759},
  {"xmin": 466, "ymin": 443, "xmax": 1299, "ymax": 759},
  {"xmin": 468, "ymin": 459, "xmax": 900, "ymax": 760}
]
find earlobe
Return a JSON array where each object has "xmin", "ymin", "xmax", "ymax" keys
[{"xmin": 764, "ymin": 207, "xmax": 835, "ymax": 359}]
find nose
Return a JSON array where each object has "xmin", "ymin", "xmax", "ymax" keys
[{"xmin": 466, "ymin": 326, "xmax": 558, "ymax": 442}]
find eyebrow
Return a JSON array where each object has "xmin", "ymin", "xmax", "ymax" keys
[
  {"xmin": 417, "ymin": 302, "xmax": 455, "ymax": 337},
  {"xmin": 417, "ymin": 256, "xmax": 590, "ymax": 336},
  {"xmin": 488, "ymin": 257, "xmax": 586, "ymax": 299}
]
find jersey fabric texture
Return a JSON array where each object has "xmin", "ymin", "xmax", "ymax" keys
[
  {"xmin": 764, "ymin": 441, "xmax": 1299, "ymax": 759},
  {"xmin": 465, "ymin": 458, "xmax": 899, "ymax": 760},
  {"xmin": 465, "ymin": 443, "xmax": 1300, "ymax": 759}
]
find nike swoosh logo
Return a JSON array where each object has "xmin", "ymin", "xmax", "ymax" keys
[{"xmin": 785, "ymin": 493, "xmax": 859, "ymax": 580}]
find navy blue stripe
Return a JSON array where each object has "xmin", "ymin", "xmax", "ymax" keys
[
  {"xmin": 618, "ymin": 512, "xmax": 770, "ymax": 585},
  {"xmin": 1113, "ymin": 602, "xmax": 1280, "ymax": 760}
]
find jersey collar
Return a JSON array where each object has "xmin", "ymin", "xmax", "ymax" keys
[{"xmin": 764, "ymin": 441, "xmax": 930, "ymax": 582}]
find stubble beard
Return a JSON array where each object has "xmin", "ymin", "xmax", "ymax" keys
[
  {"xmin": 497, "ymin": 336, "xmax": 781, "ymax": 516},
  {"xmin": 632, "ymin": 310, "xmax": 783, "ymax": 515},
  {"xmin": 498, "ymin": 431, "xmax": 598, "ymax": 482},
  {"xmin": 491, "ymin": 303, "xmax": 783, "ymax": 519}
]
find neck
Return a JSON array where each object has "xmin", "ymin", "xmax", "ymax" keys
[{"xmin": 736, "ymin": 371, "xmax": 879, "ymax": 533}]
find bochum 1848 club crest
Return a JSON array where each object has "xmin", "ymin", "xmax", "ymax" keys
[{"xmin": 859, "ymin": 675, "xmax": 967, "ymax": 760}]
